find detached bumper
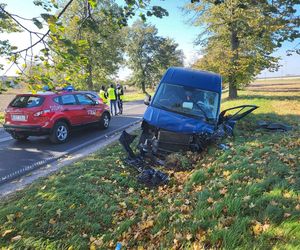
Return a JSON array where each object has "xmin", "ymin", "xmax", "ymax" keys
[{"xmin": 3, "ymin": 124, "xmax": 51, "ymax": 136}]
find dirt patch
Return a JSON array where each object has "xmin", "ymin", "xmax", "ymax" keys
[{"xmin": 0, "ymin": 94, "xmax": 15, "ymax": 111}]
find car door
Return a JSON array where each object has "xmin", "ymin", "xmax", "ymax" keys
[
  {"xmin": 75, "ymin": 94, "xmax": 99, "ymax": 123},
  {"xmin": 60, "ymin": 94, "xmax": 83, "ymax": 125}
]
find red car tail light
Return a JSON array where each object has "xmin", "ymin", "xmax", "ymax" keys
[{"xmin": 34, "ymin": 109, "xmax": 51, "ymax": 117}]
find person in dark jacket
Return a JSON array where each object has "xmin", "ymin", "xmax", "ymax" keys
[{"xmin": 116, "ymin": 83, "xmax": 124, "ymax": 114}]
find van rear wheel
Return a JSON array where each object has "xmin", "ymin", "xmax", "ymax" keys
[{"xmin": 50, "ymin": 121, "xmax": 69, "ymax": 144}]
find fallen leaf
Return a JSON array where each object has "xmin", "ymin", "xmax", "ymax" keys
[
  {"xmin": 41, "ymin": 185, "xmax": 46, "ymax": 190},
  {"xmin": 223, "ymin": 170, "xmax": 230, "ymax": 177},
  {"xmin": 249, "ymin": 202, "xmax": 256, "ymax": 208},
  {"xmin": 2, "ymin": 229, "xmax": 13, "ymax": 237},
  {"xmin": 184, "ymin": 199, "xmax": 191, "ymax": 205},
  {"xmin": 243, "ymin": 195, "xmax": 251, "ymax": 202},
  {"xmin": 128, "ymin": 187, "xmax": 134, "ymax": 193},
  {"xmin": 11, "ymin": 235, "xmax": 22, "ymax": 242},
  {"xmin": 252, "ymin": 221, "xmax": 263, "ymax": 236},
  {"xmin": 93, "ymin": 238, "xmax": 103, "ymax": 246},
  {"xmin": 56, "ymin": 209, "xmax": 62, "ymax": 217},
  {"xmin": 219, "ymin": 187, "xmax": 228, "ymax": 195},
  {"xmin": 49, "ymin": 218, "xmax": 56, "ymax": 225},
  {"xmin": 6, "ymin": 214, "xmax": 15, "ymax": 222},
  {"xmin": 270, "ymin": 200, "xmax": 278, "ymax": 206},
  {"xmin": 69, "ymin": 204, "xmax": 76, "ymax": 209},
  {"xmin": 140, "ymin": 220, "xmax": 154, "ymax": 230},
  {"xmin": 186, "ymin": 233, "xmax": 193, "ymax": 241},
  {"xmin": 119, "ymin": 202, "xmax": 127, "ymax": 209},
  {"xmin": 89, "ymin": 243, "xmax": 96, "ymax": 250},
  {"xmin": 207, "ymin": 197, "xmax": 214, "ymax": 204},
  {"xmin": 284, "ymin": 213, "xmax": 291, "ymax": 218}
]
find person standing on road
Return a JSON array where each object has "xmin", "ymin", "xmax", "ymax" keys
[
  {"xmin": 116, "ymin": 83, "xmax": 124, "ymax": 115},
  {"xmin": 107, "ymin": 84, "xmax": 118, "ymax": 116},
  {"xmin": 99, "ymin": 85, "xmax": 108, "ymax": 104}
]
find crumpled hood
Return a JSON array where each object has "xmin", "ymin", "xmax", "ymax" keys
[{"xmin": 143, "ymin": 106, "xmax": 215, "ymax": 134}]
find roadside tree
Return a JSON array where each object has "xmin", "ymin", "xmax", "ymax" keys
[
  {"xmin": 187, "ymin": 0, "xmax": 300, "ymax": 98},
  {"xmin": 125, "ymin": 20, "xmax": 184, "ymax": 93}
]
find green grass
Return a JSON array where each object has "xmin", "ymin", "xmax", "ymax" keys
[
  {"xmin": 0, "ymin": 112, "xmax": 4, "ymax": 124},
  {"xmin": 123, "ymin": 90, "xmax": 155, "ymax": 102},
  {"xmin": 0, "ymin": 88, "xmax": 299, "ymax": 249}
]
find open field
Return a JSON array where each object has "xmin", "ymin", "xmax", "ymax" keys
[
  {"xmin": 0, "ymin": 79, "xmax": 299, "ymax": 249},
  {"xmin": 248, "ymin": 77, "xmax": 300, "ymax": 92}
]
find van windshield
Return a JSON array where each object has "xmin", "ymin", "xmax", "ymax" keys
[
  {"xmin": 152, "ymin": 82, "xmax": 219, "ymax": 120},
  {"xmin": 10, "ymin": 96, "xmax": 44, "ymax": 108}
]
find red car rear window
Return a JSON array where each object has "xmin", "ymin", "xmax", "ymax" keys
[{"xmin": 10, "ymin": 95, "xmax": 45, "ymax": 108}]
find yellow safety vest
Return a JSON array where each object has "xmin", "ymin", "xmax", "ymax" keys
[
  {"xmin": 117, "ymin": 89, "xmax": 124, "ymax": 100},
  {"xmin": 107, "ymin": 87, "xmax": 116, "ymax": 100},
  {"xmin": 99, "ymin": 90, "xmax": 107, "ymax": 103}
]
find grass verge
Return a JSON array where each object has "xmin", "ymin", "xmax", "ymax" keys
[
  {"xmin": 0, "ymin": 112, "xmax": 4, "ymax": 125},
  {"xmin": 0, "ymin": 89, "xmax": 299, "ymax": 249},
  {"xmin": 123, "ymin": 90, "xmax": 154, "ymax": 102}
]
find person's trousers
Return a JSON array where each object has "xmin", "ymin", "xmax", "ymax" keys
[
  {"xmin": 110, "ymin": 100, "xmax": 117, "ymax": 115},
  {"xmin": 117, "ymin": 100, "xmax": 123, "ymax": 114}
]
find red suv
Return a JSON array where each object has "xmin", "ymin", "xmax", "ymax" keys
[{"xmin": 3, "ymin": 91, "xmax": 111, "ymax": 143}]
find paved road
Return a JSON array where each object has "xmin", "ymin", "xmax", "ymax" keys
[{"xmin": 0, "ymin": 101, "xmax": 146, "ymax": 184}]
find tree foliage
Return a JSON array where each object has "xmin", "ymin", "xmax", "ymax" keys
[
  {"xmin": 187, "ymin": 0, "xmax": 300, "ymax": 98},
  {"xmin": 125, "ymin": 20, "xmax": 184, "ymax": 93},
  {"xmin": 0, "ymin": 0, "xmax": 169, "ymax": 91}
]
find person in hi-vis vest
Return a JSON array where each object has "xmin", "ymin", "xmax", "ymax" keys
[
  {"xmin": 99, "ymin": 85, "xmax": 108, "ymax": 104},
  {"xmin": 107, "ymin": 84, "xmax": 118, "ymax": 116}
]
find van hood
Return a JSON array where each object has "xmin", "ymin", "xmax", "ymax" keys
[{"xmin": 143, "ymin": 106, "xmax": 215, "ymax": 134}]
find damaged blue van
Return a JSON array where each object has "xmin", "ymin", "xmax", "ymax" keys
[{"xmin": 121, "ymin": 67, "xmax": 258, "ymax": 155}]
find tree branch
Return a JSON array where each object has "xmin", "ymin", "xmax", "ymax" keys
[{"xmin": 9, "ymin": 0, "xmax": 75, "ymax": 55}]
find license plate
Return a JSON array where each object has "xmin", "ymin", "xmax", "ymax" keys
[{"xmin": 11, "ymin": 115, "xmax": 27, "ymax": 121}]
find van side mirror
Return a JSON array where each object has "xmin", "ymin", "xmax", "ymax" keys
[{"xmin": 144, "ymin": 94, "xmax": 151, "ymax": 106}]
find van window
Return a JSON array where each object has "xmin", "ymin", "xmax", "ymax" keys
[{"xmin": 10, "ymin": 96, "xmax": 44, "ymax": 108}]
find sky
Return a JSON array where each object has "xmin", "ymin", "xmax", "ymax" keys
[{"xmin": 0, "ymin": 0, "xmax": 299, "ymax": 79}]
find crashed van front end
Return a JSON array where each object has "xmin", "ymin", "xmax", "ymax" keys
[{"xmin": 119, "ymin": 67, "xmax": 258, "ymax": 186}]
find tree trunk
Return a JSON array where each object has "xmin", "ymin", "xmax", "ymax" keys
[
  {"xmin": 228, "ymin": 29, "xmax": 239, "ymax": 99},
  {"xmin": 229, "ymin": 84, "xmax": 238, "ymax": 99},
  {"xmin": 87, "ymin": 63, "xmax": 93, "ymax": 90},
  {"xmin": 141, "ymin": 81, "xmax": 147, "ymax": 94}
]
